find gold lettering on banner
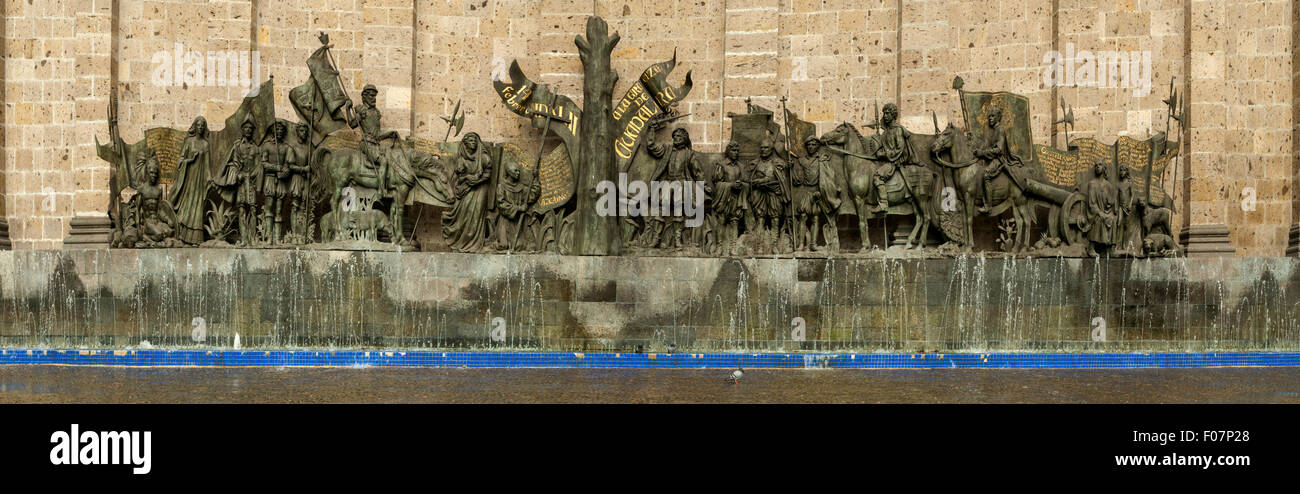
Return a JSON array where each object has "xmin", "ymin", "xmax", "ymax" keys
[
  {"xmin": 565, "ymin": 109, "xmax": 578, "ymax": 136},
  {"xmin": 1034, "ymin": 138, "xmax": 1111, "ymax": 189},
  {"xmin": 614, "ymin": 101, "xmax": 659, "ymax": 159},
  {"xmin": 498, "ymin": 85, "xmax": 532, "ymax": 115},
  {"xmin": 613, "ymin": 84, "xmax": 643, "ymax": 121},
  {"xmin": 657, "ymin": 86, "xmax": 675, "ymax": 103},
  {"xmin": 642, "ymin": 64, "xmax": 662, "ymax": 82},
  {"xmin": 1115, "ymin": 136, "xmax": 1151, "ymax": 183}
]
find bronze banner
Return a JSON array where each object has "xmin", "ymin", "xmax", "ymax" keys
[{"xmin": 612, "ymin": 53, "xmax": 693, "ymax": 169}]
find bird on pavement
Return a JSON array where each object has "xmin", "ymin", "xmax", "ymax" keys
[{"xmin": 728, "ymin": 368, "xmax": 744, "ymax": 385}]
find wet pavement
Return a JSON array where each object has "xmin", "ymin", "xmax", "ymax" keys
[{"xmin": 2, "ymin": 366, "xmax": 1299, "ymax": 403}]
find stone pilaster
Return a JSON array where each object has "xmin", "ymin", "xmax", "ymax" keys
[
  {"xmin": 0, "ymin": 0, "xmax": 7, "ymax": 248},
  {"xmin": 64, "ymin": 0, "xmax": 115, "ymax": 249},
  {"xmin": 1180, "ymin": 0, "xmax": 1235, "ymax": 256},
  {"xmin": 1184, "ymin": 0, "xmax": 1291, "ymax": 256},
  {"xmin": 1289, "ymin": 0, "xmax": 1300, "ymax": 256}
]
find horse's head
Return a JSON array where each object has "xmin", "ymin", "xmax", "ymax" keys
[
  {"xmin": 410, "ymin": 149, "xmax": 440, "ymax": 171},
  {"xmin": 931, "ymin": 122, "xmax": 957, "ymax": 154},
  {"xmin": 822, "ymin": 122, "xmax": 850, "ymax": 145}
]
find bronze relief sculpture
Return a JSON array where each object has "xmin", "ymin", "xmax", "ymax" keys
[{"xmin": 91, "ymin": 15, "xmax": 1182, "ymax": 259}]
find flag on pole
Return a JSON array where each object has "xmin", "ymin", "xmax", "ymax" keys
[
  {"xmin": 783, "ymin": 109, "xmax": 817, "ymax": 158},
  {"xmin": 290, "ymin": 45, "xmax": 352, "ymax": 139},
  {"xmin": 611, "ymin": 52, "xmax": 693, "ymax": 170}
]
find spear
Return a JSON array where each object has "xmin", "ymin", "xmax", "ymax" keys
[
  {"xmin": 110, "ymin": 85, "xmax": 129, "ymax": 239},
  {"xmin": 780, "ymin": 96, "xmax": 797, "ymax": 249},
  {"xmin": 1162, "ymin": 77, "xmax": 1176, "ymax": 136}
]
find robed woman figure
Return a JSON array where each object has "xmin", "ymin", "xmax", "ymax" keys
[
  {"xmin": 442, "ymin": 132, "xmax": 494, "ymax": 252},
  {"xmin": 170, "ymin": 116, "xmax": 210, "ymax": 244}
]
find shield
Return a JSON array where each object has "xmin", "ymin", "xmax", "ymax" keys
[
  {"xmin": 492, "ymin": 61, "xmax": 580, "ymax": 209},
  {"xmin": 960, "ymin": 90, "xmax": 1036, "ymax": 171},
  {"xmin": 143, "ymin": 128, "xmax": 186, "ymax": 185},
  {"xmin": 727, "ymin": 112, "xmax": 773, "ymax": 162}
]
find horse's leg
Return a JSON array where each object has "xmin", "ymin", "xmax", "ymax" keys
[
  {"xmin": 330, "ymin": 184, "xmax": 344, "ymax": 242},
  {"xmin": 1010, "ymin": 189, "xmax": 1026, "ymax": 253},
  {"xmin": 906, "ymin": 200, "xmax": 923, "ymax": 249},
  {"xmin": 858, "ymin": 214, "xmax": 872, "ymax": 252},
  {"xmin": 920, "ymin": 210, "xmax": 931, "ymax": 249},
  {"xmin": 912, "ymin": 198, "xmax": 929, "ymax": 249},
  {"xmin": 963, "ymin": 186, "xmax": 976, "ymax": 251},
  {"xmin": 810, "ymin": 214, "xmax": 821, "ymax": 251},
  {"xmin": 391, "ymin": 188, "xmax": 407, "ymax": 245},
  {"xmin": 855, "ymin": 187, "xmax": 873, "ymax": 252},
  {"xmin": 1017, "ymin": 193, "xmax": 1032, "ymax": 252}
]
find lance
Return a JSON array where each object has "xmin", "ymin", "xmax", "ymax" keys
[
  {"xmin": 1163, "ymin": 77, "xmax": 1176, "ymax": 136},
  {"xmin": 510, "ymin": 177, "xmax": 534, "ymax": 251},
  {"xmin": 953, "ymin": 76, "xmax": 970, "ymax": 131},
  {"xmin": 307, "ymin": 97, "xmax": 323, "ymax": 241},
  {"xmin": 780, "ymin": 95, "xmax": 797, "ymax": 247},
  {"xmin": 872, "ymin": 100, "xmax": 881, "ymax": 135},
  {"xmin": 825, "ymin": 145, "xmax": 873, "ymax": 161},
  {"xmin": 109, "ymin": 85, "xmax": 129, "ymax": 239}
]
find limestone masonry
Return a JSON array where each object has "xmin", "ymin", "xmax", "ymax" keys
[{"xmin": 0, "ymin": 0, "xmax": 1296, "ymax": 256}]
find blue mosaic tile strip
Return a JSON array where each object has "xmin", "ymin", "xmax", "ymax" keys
[{"xmin": 1, "ymin": 349, "xmax": 1298, "ymax": 369}]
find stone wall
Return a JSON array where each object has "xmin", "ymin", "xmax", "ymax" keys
[
  {"xmin": 3, "ymin": 249, "xmax": 1299, "ymax": 351},
  {"xmin": 1, "ymin": 0, "xmax": 1296, "ymax": 255}
]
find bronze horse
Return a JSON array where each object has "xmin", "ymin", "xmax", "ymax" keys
[
  {"xmin": 930, "ymin": 123, "xmax": 1034, "ymax": 252},
  {"xmin": 314, "ymin": 142, "xmax": 442, "ymax": 246},
  {"xmin": 822, "ymin": 121, "xmax": 942, "ymax": 250}
]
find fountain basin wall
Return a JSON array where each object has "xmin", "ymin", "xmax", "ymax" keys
[{"xmin": 1, "ymin": 249, "xmax": 1298, "ymax": 352}]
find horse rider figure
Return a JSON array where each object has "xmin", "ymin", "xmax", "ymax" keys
[
  {"xmin": 975, "ymin": 107, "xmax": 1025, "ymax": 214},
  {"xmin": 870, "ymin": 103, "xmax": 917, "ymax": 214},
  {"xmin": 345, "ymin": 84, "xmax": 401, "ymax": 193}
]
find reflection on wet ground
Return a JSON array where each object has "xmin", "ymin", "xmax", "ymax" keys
[{"xmin": 3, "ymin": 366, "xmax": 1300, "ymax": 403}]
